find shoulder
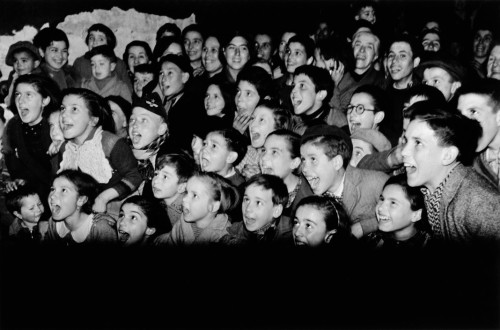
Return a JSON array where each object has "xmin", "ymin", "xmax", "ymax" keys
[{"xmin": 346, "ymin": 166, "xmax": 389, "ymax": 184}]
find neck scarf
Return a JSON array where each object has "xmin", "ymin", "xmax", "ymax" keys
[{"xmin": 130, "ymin": 134, "xmax": 166, "ymax": 180}]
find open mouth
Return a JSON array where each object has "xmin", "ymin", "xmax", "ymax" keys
[
  {"xmin": 131, "ymin": 132, "xmax": 142, "ymax": 145},
  {"xmin": 251, "ymin": 132, "xmax": 260, "ymax": 143},
  {"xmin": 349, "ymin": 122, "xmax": 361, "ymax": 132},
  {"xmin": 118, "ymin": 230, "xmax": 130, "ymax": 243},
  {"xmin": 404, "ymin": 162, "xmax": 417, "ymax": 175},
  {"xmin": 305, "ymin": 176, "xmax": 319, "ymax": 190},
  {"xmin": 261, "ymin": 167, "xmax": 273, "ymax": 175},
  {"xmin": 50, "ymin": 203, "xmax": 61, "ymax": 216}
]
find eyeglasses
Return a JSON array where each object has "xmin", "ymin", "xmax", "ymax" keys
[{"xmin": 346, "ymin": 104, "xmax": 376, "ymax": 115}]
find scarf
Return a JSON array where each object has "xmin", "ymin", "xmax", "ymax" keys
[{"xmin": 130, "ymin": 134, "xmax": 166, "ymax": 180}]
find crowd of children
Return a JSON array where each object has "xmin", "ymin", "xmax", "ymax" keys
[{"xmin": 2, "ymin": 0, "xmax": 500, "ymax": 252}]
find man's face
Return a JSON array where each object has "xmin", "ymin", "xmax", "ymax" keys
[
  {"xmin": 387, "ymin": 42, "xmax": 418, "ymax": 84},
  {"xmin": 473, "ymin": 30, "xmax": 493, "ymax": 59},
  {"xmin": 423, "ymin": 67, "xmax": 460, "ymax": 101},
  {"xmin": 255, "ymin": 34, "xmax": 273, "ymax": 62},
  {"xmin": 352, "ymin": 32, "xmax": 378, "ymax": 73},
  {"xmin": 457, "ymin": 93, "xmax": 500, "ymax": 152}
]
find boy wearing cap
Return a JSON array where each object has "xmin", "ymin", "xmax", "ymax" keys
[
  {"xmin": 300, "ymin": 124, "xmax": 389, "ymax": 238},
  {"xmin": 349, "ymin": 128, "xmax": 391, "ymax": 167}
]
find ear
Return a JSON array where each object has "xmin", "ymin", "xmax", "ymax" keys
[
  {"xmin": 226, "ymin": 151, "xmax": 238, "ymax": 164},
  {"xmin": 181, "ymin": 72, "xmax": 190, "ymax": 84},
  {"xmin": 13, "ymin": 211, "xmax": 23, "ymax": 220},
  {"xmin": 316, "ymin": 90, "xmax": 327, "ymax": 102},
  {"xmin": 332, "ymin": 154, "xmax": 343, "ymax": 171},
  {"xmin": 176, "ymin": 182, "xmax": 187, "ymax": 194},
  {"xmin": 210, "ymin": 200, "xmax": 221, "ymax": 213},
  {"xmin": 354, "ymin": 15, "xmax": 360, "ymax": 21},
  {"xmin": 145, "ymin": 227, "xmax": 156, "ymax": 236},
  {"xmin": 450, "ymin": 81, "xmax": 462, "ymax": 96},
  {"xmin": 290, "ymin": 157, "xmax": 301, "ymax": 170},
  {"xmin": 373, "ymin": 111, "xmax": 385, "ymax": 126},
  {"xmin": 324, "ymin": 229, "xmax": 337, "ymax": 243},
  {"xmin": 77, "ymin": 195, "xmax": 88, "ymax": 208},
  {"xmin": 272, "ymin": 203, "xmax": 283, "ymax": 218},
  {"xmin": 411, "ymin": 209, "xmax": 422, "ymax": 223},
  {"xmin": 89, "ymin": 116, "xmax": 99, "ymax": 127},
  {"xmin": 441, "ymin": 145, "xmax": 459, "ymax": 166},
  {"xmin": 110, "ymin": 62, "xmax": 117, "ymax": 72},
  {"xmin": 41, "ymin": 96, "xmax": 51, "ymax": 108},
  {"xmin": 413, "ymin": 56, "xmax": 420, "ymax": 68},
  {"xmin": 157, "ymin": 122, "xmax": 168, "ymax": 136},
  {"xmin": 38, "ymin": 48, "xmax": 45, "ymax": 58},
  {"xmin": 306, "ymin": 56, "xmax": 314, "ymax": 65},
  {"xmin": 495, "ymin": 110, "xmax": 500, "ymax": 126},
  {"xmin": 34, "ymin": 60, "xmax": 41, "ymax": 69}
]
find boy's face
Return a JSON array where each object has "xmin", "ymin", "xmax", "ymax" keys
[
  {"xmin": 291, "ymin": 73, "xmax": 323, "ymax": 116},
  {"xmin": 108, "ymin": 100, "xmax": 128, "ymax": 131},
  {"xmin": 13, "ymin": 51, "xmax": 39, "ymax": 75},
  {"xmin": 376, "ymin": 184, "xmax": 421, "ymax": 234},
  {"xmin": 159, "ymin": 61, "xmax": 188, "ymax": 98},
  {"xmin": 15, "ymin": 194, "xmax": 44, "ymax": 224},
  {"xmin": 387, "ymin": 42, "xmax": 418, "ymax": 83},
  {"xmin": 48, "ymin": 111, "xmax": 64, "ymax": 142},
  {"xmin": 473, "ymin": 30, "xmax": 493, "ymax": 59},
  {"xmin": 401, "ymin": 119, "xmax": 452, "ymax": 192},
  {"xmin": 184, "ymin": 31, "xmax": 203, "ymax": 63},
  {"xmin": 279, "ymin": 32, "xmax": 296, "ymax": 60},
  {"xmin": 152, "ymin": 164, "xmax": 182, "ymax": 200},
  {"xmin": 43, "ymin": 41, "xmax": 68, "ymax": 71},
  {"xmin": 260, "ymin": 134, "xmax": 300, "ymax": 178},
  {"xmin": 457, "ymin": 93, "xmax": 500, "ymax": 152},
  {"xmin": 300, "ymin": 142, "xmax": 341, "ymax": 195},
  {"xmin": 127, "ymin": 46, "xmax": 150, "ymax": 73},
  {"xmin": 128, "ymin": 107, "xmax": 167, "ymax": 150},
  {"xmin": 352, "ymin": 33, "xmax": 378, "ymax": 73},
  {"xmin": 224, "ymin": 36, "xmax": 250, "ymax": 71},
  {"xmin": 422, "ymin": 32, "xmax": 441, "ymax": 52},
  {"xmin": 133, "ymin": 72, "xmax": 154, "ymax": 97},
  {"xmin": 48, "ymin": 176, "xmax": 85, "ymax": 221},
  {"xmin": 15, "ymin": 82, "xmax": 49, "ymax": 126},
  {"xmin": 235, "ymin": 80, "xmax": 259, "ymax": 115},
  {"xmin": 242, "ymin": 183, "xmax": 282, "ymax": 232},
  {"xmin": 423, "ymin": 67, "xmax": 460, "ymax": 101},
  {"xmin": 293, "ymin": 204, "xmax": 328, "ymax": 247},
  {"xmin": 350, "ymin": 138, "xmax": 374, "ymax": 167},
  {"xmin": 88, "ymin": 30, "xmax": 107, "ymax": 50},
  {"xmin": 347, "ymin": 92, "xmax": 382, "ymax": 133},
  {"xmin": 285, "ymin": 42, "xmax": 309, "ymax": 74},
  {"xmin": 487, "ymin": 45, "xmax": 500, "ymax": 80},
  {"xmin": 204, "ymin": 84, "xmax": 225, "ymax": 117},
  {"xmin": 200, "ymin": 132, "xmax": 233, "ymax": 174},
  {"xmin": 182, "ymin": 177, "xmax": 215, "ymax": 223},
  {"xmin": 356, "ymin": 6, "xmax": 376, "ymax": 24},
  {"xmin": 255, "ymin": 34, "xmax": 273, "ymax": 62},
  {"xmin": 249, "ymin": 106, "xmax": 276, "ymax": 148},
  {"xmin": 91, "ymin": 54, "xmax": 115, "ymax": 80},
  {"xmin": 118, "ymin": 203, "xmax": 152, "ymax": 246}
]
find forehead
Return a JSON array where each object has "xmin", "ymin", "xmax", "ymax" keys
[
  {"xmin": 423, "ymin": 32, "xmax": 440, "ymax": 41},
  {"xmin": 352, "ymin": 138, "xmax": 372, "ymax": 151},
  {"xmin": 351, "ymin": 92, "xmax": 374, "ymax": 104},
  {"xmin": 265, "ymin": 134, "xmax": 288, "ymax": 148},
  {"xmin": 476, "ymin": 30, "xmax": 493, "ymax": 37},
  {"xmin": 53, "ymin": 176, "xmax": 76, "ymax": 188},
  {"xmin": 63, "ymin": 94, "xmax": 85, "ymax": 105},
  {"xmin": 490, "ymin": 45, "xmax": 500, "ymax": 56},
  {"xmin": 49, "ymin": 41, "xmax": 68, "ymax": 49},
  {"xmin": 406, "ymin": 119, "xmax": 438, "ymax": 141},
  {"xmin": 206, "ymin": 132, "xmax": 227, "ymax": 145},
  {"xmin": 295, "ymin": 204, "xmax": 324, "ymax": 221},
  {"xmin": 423, "ymin": 67, "xmax": 451, "ymax": 79},
  {"xmin": 90, "ymin": 54, "xmax": 110, "ymax": 62},
  {"xmin": 293, "ymin": 73, "xmax": 313, "ymax": 84},
  {"xmin": 134, "ymin": 72, "xmax": 154, "ymax": 78},
  {"xmin": 207, "ymin": 84, "xmax": 222, "ymax": 93},
  {"xmin": 161, "ymin": 61, "xmax": 182, "ymax": 71},
  {"xmin": 245, "ymin": 183, "xmax": 272, "ymax": 198},
  {"xmin": 187, "ymin": 176, "xmax": 209, "ymax": 191},
  {"xmin": 282, "ymin": 32, "xmax": 296, "ymax": 41},
  {"xmin": 301, "ymin": 141, "xmax": 326, "ymax": 154},
  {"xmin": 158, "ymin": 163, "xmax": 178, "ymax": 174},
  {"xmin": 121, "ymin": 203, "xmax": 146, "ymax": 217},
  {"xmin": 89, "ymin": 30, "xmax": 107, "ymax": 37},
  {"xmin": 255, "ymin": 34, "xmax": 271, "ymax": 43},
  {"xmin": 254, "ymin": 105, "xmax": 273, "ymax": 117},
  {"xmin": 354, "ymin": 32, "xmax": 376, "ymax": 44},
  {"xmin": 205, "ymin": 37, "xmax": 220, "ymax": 47},
  {"xmin": 458, "ymin": 93, "xmax": 494, "ymax": 109},
  {"xmin": 21, "ymin": 194, "xmax": 40, "ymax": 205},
  {"xmin": 13, "ymin": 50, "xmax": 35, "ymax": 59},
  {"xmin": 288, "ymin": 42, "xmax": 306, "ymax": 51},
  {"xmin": 238, "ymin": 80, "xmax": 257, "ymax": 90},
  {"xmin": 185, "ymin": 30, "xmax": 203, "ymax": 39},
  {"xmin": 129, "ymin": 45, "xmax": 147, "ymax": 53},
  {"xmin": 389, "ymin": 41, "xmax": 413, "ymax": 54},
  {"xmin": 229, "ymin": 36, "xmax": 248, "ymax": 46},
  {"xmin": 382, "ymin": 184, "xmax": 407, "ymax": 200}
]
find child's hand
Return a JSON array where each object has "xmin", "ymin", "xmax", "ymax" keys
[
  {"xmin": 350, "ymin": 222, "xmax": 363, "ymax": 239},
  {"xmin": 47, "ymin": 140, "xmax": 63, "ymax": 156},
  {"xmin": 233, "ymin": 112, "xmax": 252, "ymax": 135},
  {"xmin": 92, "ymin": 197, "xmax": 108, "ymax": 214},
  {"xmin": 5, "ymin": 179, "xmax": 25, "ymax": 193},
  {"xmin": 330, "ymin": 60, "xmax": 344, "ymax": 86},
  {"xmin": 241, "ymin": 164, "xmax": 260, "ymax": 179}
]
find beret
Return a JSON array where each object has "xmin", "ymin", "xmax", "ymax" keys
[
  {"xmin": 350, "ymin": 128, "xmax": 392, "ymax": 152},
  {"xmin": 6, "ymin": 41, "xmax": 41, "ymax": 66}
]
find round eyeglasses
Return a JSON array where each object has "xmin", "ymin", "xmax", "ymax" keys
[{"xmin": 346, "ymin": 104, "xmax": 376, "ymax": 115}]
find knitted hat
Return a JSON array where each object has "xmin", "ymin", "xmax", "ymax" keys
[
  {"xmin": 160, "ymin": 54, "xmax": 193, "ymax": 76},
  {"xmin": 301, "ymin": 124, "xmax": 353, "ymax": 155},
  {"xmin": 417, "ymin": 51, "xmax": 466, "ymax": 82},
  {"xmin": 350, "ymin": 128, "xmax": 392, "ymax": 152},
  {"xmin": 132, "ymin": 92, "xmax": 167, "ymax": 121},
  {"xmin": 5, "ymin": 41, "xmax": 41, "ymax": 66}
]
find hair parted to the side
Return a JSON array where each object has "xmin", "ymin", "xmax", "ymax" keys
[
  {"xmin": 120, "ymin": 195, "xmax": 172, "ymax": 238},
  {"xmin": 156, "ymin": 152, "xmax": 197, "ymax": 184},
  {"xmin": 301, "ymin": 135, "xmax": 352, "ymax": 169},
  {"xmin": 294, "ymin": 194, "xmax": 351, "ymax": 234},
  {"xmin": 54, "ymin": 169, "xmax": 100, "ymax": 215},
  {"xmin": 12, "ymin": 73, "xmax": 61, "ymax": 118},
  {"xmin": 191, "ymin": 171, "xmax": 240, "ymax": 214},
  {"xmin": 243, "ymin": 174, "xmax": 289, "ymax": 207},
  {"xmin": 5, "ymin": 183, "xmax": 40, "ymax": 215}
]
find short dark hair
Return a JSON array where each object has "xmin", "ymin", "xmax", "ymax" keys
[
  {"xmin": 404, "ymin": 84, "xmax": 447, "ymax": 109},
  {"xmin": 13, "ymin": 73, "xmax": 61, "ymax": 118},
  {"xmin": 256, "ymin": 99, "xmax": 292, "ymax": 131},
  {"xmin": 243, "ymin": 174, "xmax": 288, "ymax": 207},
  {"xmin": 33, "ymin": 27, "xmax": 69, "ymax": 51},
  {"xmin": 236, "ymin": 65, "xmax": 274, "ymax": 100},
  {"xmin": 287, "ymin": 34, "xmax": 315, "ymax": 59},
  {"xmin": 210, "ymin": 128, "xmax": 249, "ymax": 166},
  {"xmin": 294, "ymin": 195, "xmax": 351, "ymax": 233},
  {"xmin": 386, "ymin": 33, "xmax": 423, "ymax": 60},
  {"xmin": 191, "ymin": 171, "xmax": 240, "ymax": 214},
  {"xmin": 6, "ymin": 183, "xmax": 40, "ymax": 215},
  {"xmin": 88, "ymin": 45, "xmax": 117, "ymax": 63},
  {"xmin": 54, "ymin": 170, "xmax": 100, "ymax": 215},
  {"xmin": 294, "ymin": 65, "xmax": 335, "ymax": 103},
  {"xmin": 85, "ymin": 23, "xmax": 116, "ymax": 49},
  {"xmin": 301, "ymin": 135, "xmax": 352, "ymax": 169},
  {"xmin": 120, "ymin": 195, "xmax": 172, "ymax": 238},
  {"xmin": 182, "ymin": 23, "xmax": 205, "ymax": 41},
  {"xmin": 156, "ymin": 153, "xmax": 197, "ymax": 184},
  {"xmin": 352, "ymin": 84, "xmax": 389, "ymax": 114},
  {"xmin": 457, "ymin": 78, "xmax": 500, "ymax": 113},
  {"xmin": 156, "ymin": 23, "xmax": 181, "ymax": 41}
]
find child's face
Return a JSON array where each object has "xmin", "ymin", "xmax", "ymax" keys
[
  {"xmin": 487, "ymin": 45, "xmax": 500, "ymax": 80},
  {"xmin": 473, "ymin": 30, "xmax": 493, "ymax": 59},
  {"xmin": 184, "ymin": 31, "xmax": 203, "ymax": 62},
  {"xmin": 422, "ymin": 67, "xmax": 458, "ymax": 101},
  {"xmin": 13, "ymin": 51, "xmax": 39, "ymax": 75},
  {"xmin": 117, "ymin": 203, "xmax": 151, "ymax": 246},
  {"xmin": 293, "ymin": 205, "xmax": 327, "ymax": 247},
  {"xmin": 291, "ymin": 73, "xmax": 322, "ymax": 116},
  {"xmin": 224, "ymin": 36, "xmax": 250, "ymax": 71},
  {"xmin": 16, "ymin": 194, "xmax": 44, "ymax": 224},
  {"xmin": 162, "ymin": 42, "xmax": 183, "ymax": 57},
  {"xmin": 376, "ymin": 184, "xmax": 420, "ymax": 234},
  {"xmin": 129, "ymin": 107, "xmax": 167, "ymax": 149},
  {"xmin": 182, "ymin": 177, "xmax": 214, "ymax": 223},
  {"xmin": 422, "ymin": 32, "xmax": 441, "ymax": 52},
  {"xmin": 14, "ymin": 83, "xmax": 48, "ymax": 126},
  {"xmin": 159, "ymin": 61, "xmax": 188, "ymax": 98},
  {"xmin": 152, "ymin": 164, "xmax": 182, "ymax": 200},
  {"xmin": 347, "ymin": 92, "xmax": 380, "ymax": 133},
  {"xmin": 352, "ymin": 33, "xmax": 378, "ymax": 72},
  {"xmin": 108, "ymin": 100, "xmax": 128, "ymax": 132},
  {"xmin": 356, "ymin": 6, "xmax": 376, "ymax": 24},
  {"xmin": 127, "ymin": 46, "xmax": 150, "ymax": 73},
  {"xmin": 249, "ymin": 105, "xmax": 276, "ymax": 148},
  {"xmin": 235, "ymin": 80, "xmax": 259, "ymax": 116},
  {"xmin": 300, "ymin": 142, "xmax": 341, "ymax": 195},
  {"xmin": 91, "ymin": 54, "xmax": 115, "ymax": 80},
  {"xmin": 200, "ymin": 132, "xmax": 233, "ymax": 174},
  {"xmin": 285, "ymin": 42, "xmax": 309, "ymax": 74},
  {"xmin": 60, "ymin": 94, "xmax": 98, "ymax": 144},
  {"xmin": 88, "ymin": 30, "xmax": 108, "ymax": 50},
  {"xmin": 387, "ymin": 41, "xmax": 417, "ymax": 83},
  {"xmin": 260, "ymin": 134, "xmax": 299, "ymax": 179},
  {"xmin": 43, "ymin": 41, "xmax": 68, "ymax": 71},
  {"xmin": 48, "ymin": 176, "xmax": 85, "ymax": 221},
  {"xmin": 350, "ymin": 138, "xmax": 374, "ymax": 167},
  {"xmin": 202, "ymin": 37, "xmax": 223, "ymax": 74},
  {"xmin": 457, "ymin": 93, "xmax": 500, "ymax": 152},
  {"xmin": 242, "ymin": 183, "xmax": 281, "ymax": 232},
  {"xmin": 191, "ymin": 135, "xmax": 203, "ymax": 166},
  {"xmin": 204, "ymin": 84, "xmax": 225, "ymax": 117},
  {"xmin": 133, "ymin": 72, "xmax": 154, "ymax": 97},
  {"xmin": 401, "ymin": 119, "xmax": 450, "ymax": 191},
  {"xmin": 48, "ymin": 111, "xmax": 64, "ymax": 142},
  {"xmin": 255, "ymin": 34, "xmax": 273, "ymax": 62},
  {"xmin": 279, "ymin": 32, "xmax": 296, "ymax": 60}
]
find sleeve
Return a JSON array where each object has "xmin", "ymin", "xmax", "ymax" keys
[
  {"xmin": 357, "ymin": 149, "xmax": 394, "ymax": 173},
  {"xmin": 93, "ymin": 214, "xmax": 118, "ymax": 243},
  {"xmin": 108, "ymin": 138, "xmax": 143, "ymax": 200},
  {"xmin": 358, "ymin": 172, "xmax": 389, "ymax": 236}
]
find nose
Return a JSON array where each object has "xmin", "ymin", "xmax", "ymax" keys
[
  {"xmin": 294, "ymin": 223, "xmax": 304, "ymax": 238},
  {"xmin": 360, "ymin": 45, "xmax": 366, "ymax": 53},
  {"xmin": 234, "ymin": 47, "xmax": 241, "ymax": 56},
  {"xmin": 401, "ymin": 140, "xmax": 410, "ymax": 159}
]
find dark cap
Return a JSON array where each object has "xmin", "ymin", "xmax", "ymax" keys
[
  {"xmin": 418, "ymin": 51, "xmax": 466, "ymax": 82},
  {"xmin": 132, "ymin": 92, "xmax": 167, "ymax": 121},
  {"xmin": 160, "ymin": 54, "xmax": 193, "ymax": 76},
  {"xmin": 301, "ymin": 124, "xmax": 353, "ymax": 154},
  {"xmin": 6, "ymin": 41, "xmax": 41, "ymax": 66}
]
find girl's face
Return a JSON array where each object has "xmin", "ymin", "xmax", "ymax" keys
[
  {"xmin": 224, "ymin": 36, "xmax": 250, "ymax": 71},
  {"xmin": 200, "ymin": 132, "xmax": 232, "ymax": 174},
  {"xmin": 48, "ymin": 176, "xmax": 85, "ymax": 221},
  {"xmin": 152, "ymin": 164, "xmax": 182, "ymax": 200},
  {"xmin": 376, "ymin": 184, "xmax": 421, "ymax": 234},
  {"xmin": 127, "ymin": 45, "xmax": 150, "ymax": 73},
  {"xmin": 235, "ymin": 80, "xmax": 259, "ymax": 116},
  {"xmin": 44, "ymin": 41, "xmax": 69, "ymax": 71},
  {"xmin": 108, "ymin": 100, "xmax": 128, "ymax": 132},
  {"xmin": 347, "ymin": 92, "xmax": 379, "ymax": 133},
  {"xmin": 293, "ymin": 204, "xmax": 328, "ymax": 247},
  {"xmin": 202, "ymin": 37, "xmax": 223, "ymax": 74},
  {"xmin": 204, "ymin": 84, "xmax": 225, "ymax": 117},
  {"xmin": 117, "ymin": 203, "xmax": 151, "ymax": 246},
  {"xmin": 182, "ymin": 176, "xmax": 214, "ymax": 223},
  {"xmin": 184, "ymin": 31, "xmax": 203, "ymax": 63},
  {"xmin": 48, "ymin": 111, "xmax": 64, "ymax": 142},
  {"xmin": 60, "ymin": 94, "xmax": 98, "ymax": 145},
  {"xmin": 162, "ymin": 42, "xmax": 183, "ymax": 57},
  {"xmin": 14, "ymin": 83, "xmax": 49, "ymax": 126},
  {"xmin": 88, "ymin": 30, "xmax": 108, "ymax": 50},
  {"xmin": 260, "ymin": 134, "xmax": 299, "ymax": 179},
  {"xmin": 249, "ymin": 106, "xmax": 275, "ymax": 148}
]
